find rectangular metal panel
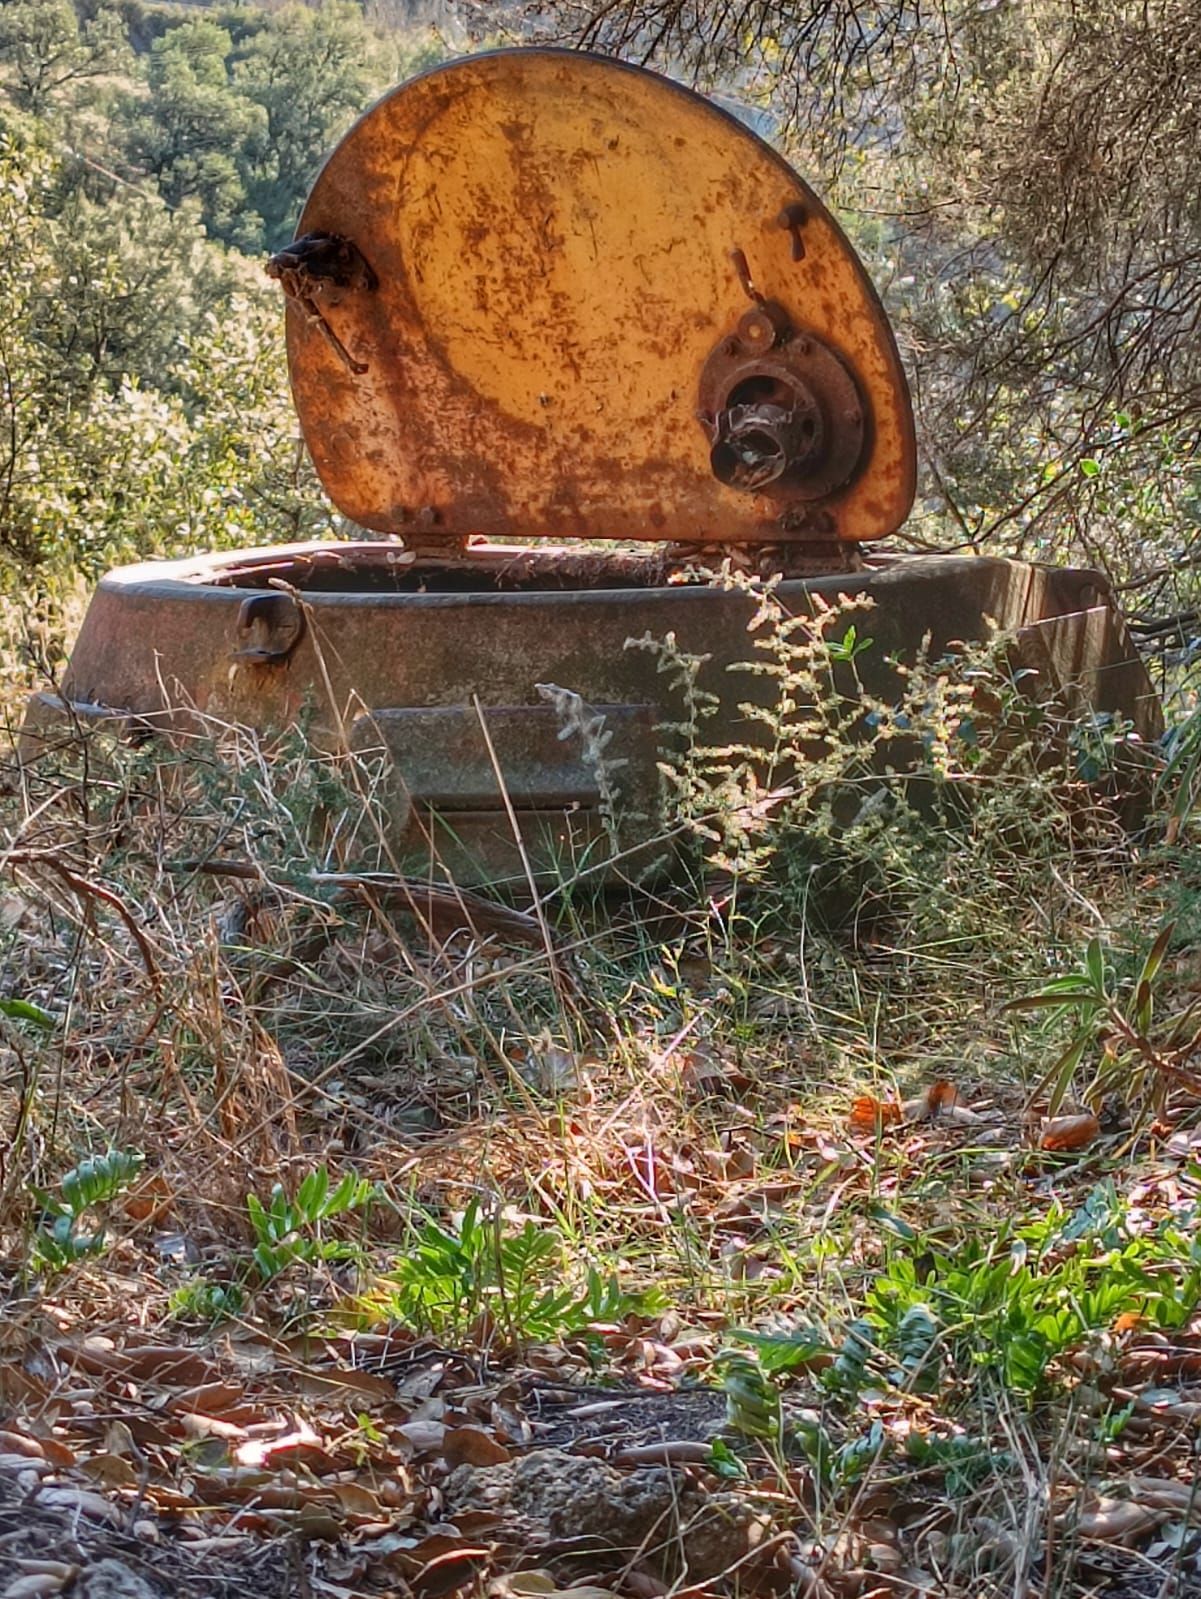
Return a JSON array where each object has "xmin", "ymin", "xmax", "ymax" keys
[{"xmin": 348, "ymin": 702, "xmax": 660, "ymax": 810}]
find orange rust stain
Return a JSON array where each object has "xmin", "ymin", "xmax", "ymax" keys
[{"xmin": 286, "ymin": 50, "xmax": 916, "ymax": 547}]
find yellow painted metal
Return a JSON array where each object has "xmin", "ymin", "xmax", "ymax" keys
[{"xmin": 286, "ymin": 48, "xmax": 916, "ymax": 545}]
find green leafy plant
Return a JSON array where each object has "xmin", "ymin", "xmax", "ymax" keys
[
  {"xmin": 730, "ymin": 1321, "xmax": 831, "ymax": 1375},
  {"xmin": 719, "ymin": 1351, "xmax": 784, "ymax": 1443},
  {"xmin": 374, "ymin": 1198, "xmax": 652, "ymax": 1346},
  {"xmin": 717, "ymin": 1345, "xmax": 888, "ymax": 1492},
  {"xmin": 31, "ymin": 1148, "xmax": 143, "ymax": 1272},
  {"xmin": 706, "ymin": 1437, "xmax": 749, "ymax": 1480},
  {"xmin": 905, "ymin": 1430, "xmax": 1009, "ymax": 1496},
  {"xmin": 247, "ymin": 1166, "xmax": 373, "ymax": 1281},
  {"xmin": 169, "ymin": 1279, "xmax": 246, "ymax": 1322},
  {"xmin": 0, "ymin": 997, "xmax": 54, "ymax": 1029},
  {"xmin": 826, "ymin": 1317, "xmax": 877, "ymax": 1395},
  {"xmin": 827, "ymin": 622, "xmax": 874, "ymax": 664},
  {"xmin": 862, "ymin": 1184, "xmax": 1201, "ymax": 1397},
  {"xmin": 1006, "ymin": 922, "xmax": 1200, "ymax": 1116}
]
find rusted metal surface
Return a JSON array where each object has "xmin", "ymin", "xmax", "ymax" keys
[
  {"xmin": 280, "ymin": 48, "xmax": 915, "ymax": 547},
  {"xmin": 266, "ymin": 232, "xmax": 379, "ymax": 375},
  {"xmin": 24, "ymin": 545, "xmax": 1162, "ymax": 884}
]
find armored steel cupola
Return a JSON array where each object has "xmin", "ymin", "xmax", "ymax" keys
[
  {"xmin": 265, "ymin": 48, "xmax": 917, "ymax": 560},
  {"xmin": 28, "ymin": 48, "xmax": 1159, "ymax": 890}
]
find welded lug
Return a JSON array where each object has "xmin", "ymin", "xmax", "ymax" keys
[
  {"xmin": 232, "ymin": 592, "xmax": 304, "ymax": 664},
  {"xmin": 265, "ymin": 231, "xmax": 377, "ymax": 375},
  {"xmin": 735, "ymin": 303, "xmax": 791, "ymax": 356}
]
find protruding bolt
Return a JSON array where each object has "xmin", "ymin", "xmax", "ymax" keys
[{"xmin": 777, "ymin": 202, "xmax": 808, "ymax": 262}]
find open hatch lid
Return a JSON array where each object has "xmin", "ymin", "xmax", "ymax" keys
[{"xmin": 272, "ymin": 48, "xmax": 917, "ymax": 548}]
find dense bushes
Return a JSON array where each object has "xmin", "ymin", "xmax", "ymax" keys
[{"xmin": 0, "ymin": 0, "xmax": 441, "ymax": 664}]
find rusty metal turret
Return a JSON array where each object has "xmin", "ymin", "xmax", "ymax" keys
[{"xmin": 25, "ymin": 50, "xmax": 1161, "ymax": 886}]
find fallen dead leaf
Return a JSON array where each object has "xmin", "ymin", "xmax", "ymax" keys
[
  {"xmin": 396, "ymin": 1419, "xmax": 448, "ymax": 1454},
  {"xmin": 0, "ymin": 1431, "xmax": 45, "ymax": 1460},
  {"xmin": 849, "ymin": 1096, "xmax": 903, "ymax": 1133},
  {"xmin": 67, "ymin": 1341, "xmax": 222, "ymax": 1389},
  {"xmin": 32, "ymin": 1487, "xmax": 121, "ymax": 1524},
  {"xmin": 80, "ymin": 1452, "xmax": 140, "ymax": 1489},
  {"xmin": 165, "ymin": 1381, "xmax": 246, "ymax": 1416},
  {"xmin": 122, "ymin": 1172, "xmax": 173, "ymax": 1224},
  {"xmin": 494, "ymin": 1575, "xmax": 558, "ymax": 1597},
  {"xmin": 292, "ymin": 1367, "xmax": 398, "ymax": 1408},
  {"xmin": 2, "ymin": 1575, "xmax": 74, "ymax": 1599},
  {"xmin": 400, "ymin": 1536, "xmax": 492, "ymax": 1599},
  {"xmin": 1073, "ymin": 1496, "xmax": 1163, "ymax": 1543},
  {"xmin": 1127, "ymin": 1475, "xmax": 1201, "ymax": 1513},
  {"xmin": 1040, "ymin": 1112, "xmax": 1101, "ymax": 1152},
  {"xmin": 332, "ymin": 1481, "xmax": 385, "ymax": 1519},
  {"xmin": 853, "ymin": 1081, "xmax": 982, "ymax": 1133},
  {"xmin": 442, "ymin": 1426, "xmax": 511, "ymax": 1468},
  {"xmin": 178, "ymin": 1412, "xmax": 247, "ymax": 1442},
  {"xmin": 901, "ymin": 1080, "xmax": 983, "ymax": 1123}
]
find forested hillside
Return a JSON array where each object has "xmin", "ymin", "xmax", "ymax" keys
[{"xmin": 0, "ymin": 0, "xmax": 441, "ymax": 675}]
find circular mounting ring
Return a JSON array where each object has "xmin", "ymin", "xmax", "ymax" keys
[{"xmin": 698, "ymin": 327, "xmax": 865, "ymax": 500}]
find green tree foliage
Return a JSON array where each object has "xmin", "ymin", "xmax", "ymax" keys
[
  {"xmin": 236, "ymin": 3, "xmax": 423, "ymax": 247},
  {"xmin": 120, "ymin": 20, "xmax": 267, "ymax": 248},
  {"xmin": 0, "ymin": 0, "xmax": 129, "ymax": 115},
  {"xmin": 0, "ymin": 126, "xmax": 332, "ymax": 600},
  {"xmin": 0, "ymin": 0, "xmax": 440, "ymax": 665},
  {"xmin": 0, "ymin": 0, "xmax": 434, "ymax": 252}
]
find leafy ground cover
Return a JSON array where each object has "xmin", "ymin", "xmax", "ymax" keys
[{"xmin": 0, "ymin": 617, "xmax": 1200, "ymax": 1599}]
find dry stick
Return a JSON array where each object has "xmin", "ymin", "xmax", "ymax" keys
[
  {"xmin": 5, "ymin": 851, "xmax": 161, "ymax": 1005},
  {"xmin": 317, "ymin": 873, "xmax": 546, "ymax": 947},
  {"xmin": 5, "ymin": 851, "xmax": 159, "ymax": 992},
  {"xmin": 266, "ymin": 585, "xmax": 552, "ymax": 1010},
  {"xmin": 171, "ymin": 860, "xmax": 558, "ymax": 994},
  {"xmin": 470, "ymin": 693, "xmax": 567, "ymax": 1008}
]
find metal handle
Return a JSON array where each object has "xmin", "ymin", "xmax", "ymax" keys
[{"xmin": 232, "ymin": 593, "xmax": 304, "ymax": 664}]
